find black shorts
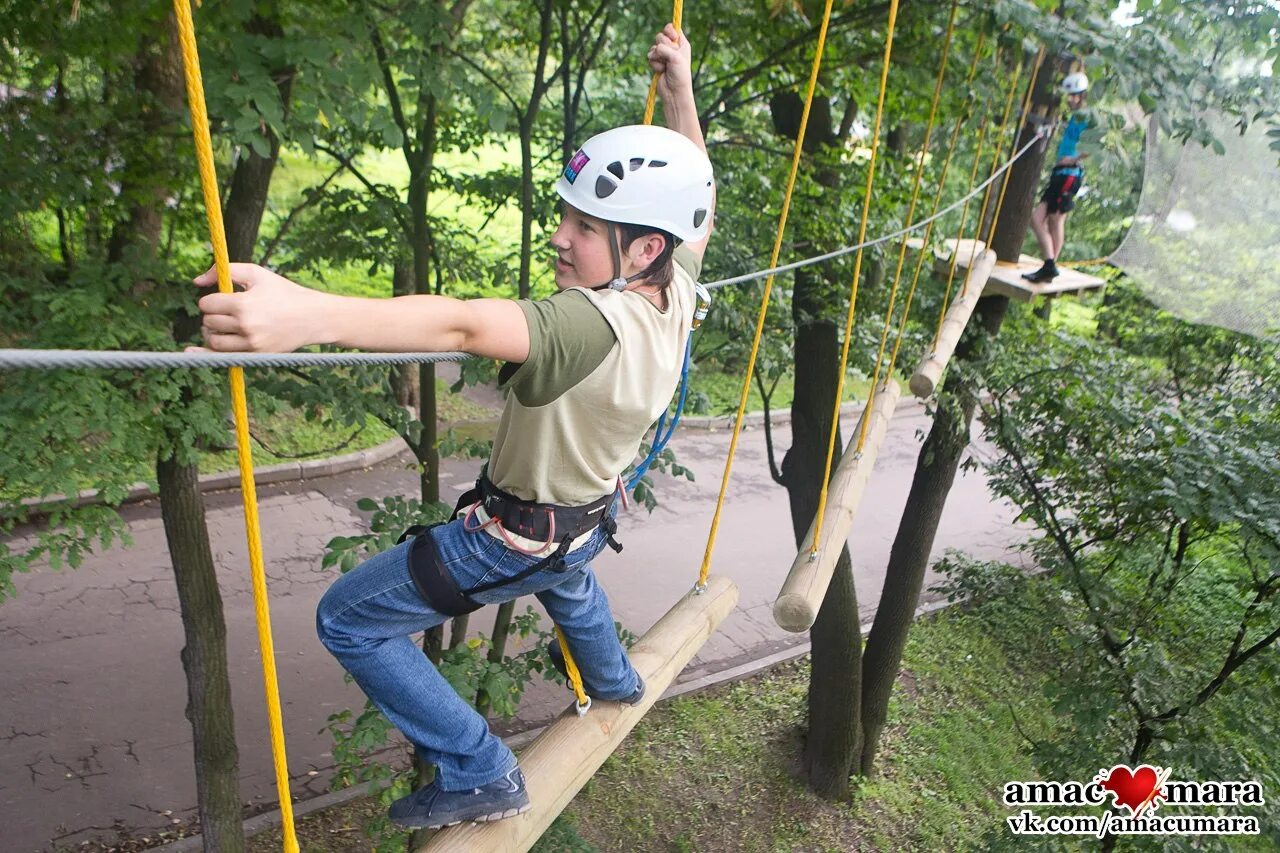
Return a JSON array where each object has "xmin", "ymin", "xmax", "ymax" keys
[{"xmin": 1040, "ymin": 165, "xmax": 1084, "ymax": 214}]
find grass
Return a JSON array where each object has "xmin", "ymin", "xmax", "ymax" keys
[
  {"xmin": 535, "ymin": 604, "xmax": 1053, "ymax": 853},
  {"xmin": 64, "ymin": 562, "xmax": 1279, "ymax": 852},
  {"xmin": 193, "ymin": 377, "xmax": 496, "ymax": 477},
  {"xmin": 7, "ymin": 379, "xmax": 497, "ymax": 504},
  {"xmin": 236, "ymin": 599, "xmax": 1056, "ymax": 853}
]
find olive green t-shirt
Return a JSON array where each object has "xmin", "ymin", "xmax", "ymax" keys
[
  {"xmin": 499, "ymin": 246, "xmax": 703, "ymax": 409},
  {"xmin": 485, "ymin": 246, "xmax": 702, "ymax": 515}
]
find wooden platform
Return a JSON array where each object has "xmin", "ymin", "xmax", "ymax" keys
[{"xmin": 907, "ymin": 238, "xmax": 1106, "ymax": 302}]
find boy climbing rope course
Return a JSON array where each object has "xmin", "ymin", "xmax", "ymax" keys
[
  {"xmin": 189, "ymin": 23, "xmax": 713, "ymax": 830},
  {"xmin": 1023, "ymin": 70, "xmax": 1095, "ymax": 283}
]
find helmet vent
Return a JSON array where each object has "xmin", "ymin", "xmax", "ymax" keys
[
  {"xmin": 693, "ymin": 208, "xmax": 707, "ymax": 229},
  {"xmin": 649, "ymin": 160, "xmax": 667, "ymax": 168},
  {"xmin": 629, "ymin": 158, "xmax": 644, "ymax": 171},
  {"xmin": 595, "ymin": 175, "xmax": 618, "ymax": 198},
  {"xmin": 606, "ymin": 160, "xmax": 625, "ymax": 180}
]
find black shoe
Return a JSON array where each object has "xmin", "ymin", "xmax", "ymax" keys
[
  {"xmin": 547, "ymin": 641, "xmax": 646, "ymax": 705},
  {"xmin": 388, "ymin": 767, "xmax": 531, "ymax": 829},
  {"xmin": 1021, "ymin": 260, "xmax": 1059, "ymax": 283}
]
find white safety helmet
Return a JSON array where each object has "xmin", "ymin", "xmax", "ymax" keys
[
  {"xmin": 1061, "ymin": 72, "xmax": 1089, "ymax": 95},
  {"xmin": 555, "ymin": 125, "xmax": 714, "ymax": 243}
]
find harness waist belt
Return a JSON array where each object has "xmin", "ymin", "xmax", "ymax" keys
[{"xmin": 475, "ymin": 473, "xmax": 614, "ymax": 544}]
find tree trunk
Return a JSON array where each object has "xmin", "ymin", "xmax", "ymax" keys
[
  {"xmin": 407, "ymin": 89, "xmax": 441, "ymax": 504},
  {"xmin": 858, "ymin": 39, "xmax": 1058, "ymax": 778},
  {"xmin": 111, "ymin": 13, "xmax": 247, "ymax": 848},
  {"xmin": 157, "ymin": 457, "xmax": 245, "ymax": 852},
  {"xmin": 417, "ymin": 361, "xmax": 439, "ymax": 503},
  {"xmin": 518, "ymin": 120, "xmax": 535, "ymax": 299},
  {"xmin": 782, "ymin": 265, "xmax": 863, "ymax": 798},
  {"xmin": 222, "ymin": 10, "xmax": 292, "ymax": 263},
  {"xmin": 391, "ymin": 262, "xmax": 419, "ymax": 408},
  {"xmin": 857, "ymin": 295, "xmax": 1008, "ymax": 776},
  {"xmin": 990, "ymin": 48, "xmax": 1060, "ymax": 263},
  {"xmin": 771, "ymin": 88, "xmax": 862, "ymax": 797}
]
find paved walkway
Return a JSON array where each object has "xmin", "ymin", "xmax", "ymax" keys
[{"xmin": 0, "ymin": 405, "xmax": 1028, "ymax": 851}]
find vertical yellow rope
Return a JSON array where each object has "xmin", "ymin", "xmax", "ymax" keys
[
  {"xmin": 558, "ymin": 2, "xmax": 688, "ymax": 707},
  {"xmin": 985, "ymin": 46, "xmax": 1044, "ymax": 247},
  {"xmin": 170, "ymin": 2, "xmax": 298, "ymax": 850},
  {"xmin": 931, "ymin": 109, "xmax": 993, "ymax": 349},
  {"xmin": 553, "ymin": 626, "xmax": 591, "ymax": 711},
  {"xmin": 962, "ymin": 54, "xmax": 1023, "ymax": 281},
  {"xmin": 884, "ymin": 30, "xmax": 987, "ymax": 377},
  {"xmin": 853, "ymin": 0, "xmax": 959, "ymax": 454},
  {"xmin": 696, "ymin": 0, "xmax": 837, "ymax": 588},
  {"xmin": 643, "ymin": 0, "xmax": 685, "ymax": 125},
  {"xmin": 808, "ymin": 0, "xmax": 900, "ymax": 556}
]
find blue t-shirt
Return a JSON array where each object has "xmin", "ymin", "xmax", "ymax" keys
[{"xmin": 1056, "ymin": 110, "xmax": 1096, "ymax": 160}]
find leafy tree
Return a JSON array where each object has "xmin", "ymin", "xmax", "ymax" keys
[
  {"xmin": 958, "ymin": 297, "xmax": 1280, "ymax": 849},
  {"xmin": 858, "ymin": 0, "xmax": 1279, "ymax": 785},
  {"xmin": 0, "ymin": 1, "xmax": 330, "ymax": 846}
]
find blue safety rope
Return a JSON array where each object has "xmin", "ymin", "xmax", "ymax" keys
[{"xmin": 626, "ymin": 334, "xmax": 693, "ymax": 492}]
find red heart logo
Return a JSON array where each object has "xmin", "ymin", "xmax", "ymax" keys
[{"xmin": 1099, "ymin": 765, "xmax": 1164, "ymax": 815}]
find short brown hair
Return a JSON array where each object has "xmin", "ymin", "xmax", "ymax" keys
[{"xmin": 616, "ymin": 223, "xmax": 678, "ymax": 289}]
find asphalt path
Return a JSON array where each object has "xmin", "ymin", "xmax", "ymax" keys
[{"xmin": 0, "ymin": 403, "xmax": 1029, "ymax": 851}]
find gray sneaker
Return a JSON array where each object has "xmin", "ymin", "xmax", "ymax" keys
[
  {"xmin": 387, "ymin": 767, "xmax": 531, "ymax": 829},
  {"xmin": 547, "ymin": 641, "xmax": 645, "ymax": 705}
]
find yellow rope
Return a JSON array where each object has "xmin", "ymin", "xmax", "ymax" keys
[
  {"xmin": 809, "ymin": 0, "xmax": 900, "ymax": 556},
  {"xmin": 931, "ymin": 109, "xmax": 992, "ymax": 349},
  {"xmin": 928, "ymin": 47, "xmax": 1020, "ymax": 349},
  {"xmin": 553, "ymin": 626, "xmax": 591, "ymax": 710},
  {"xmin": 1061, "ymin": 256, "xmax": 1111, "ymax": 268},
  {"xmin": 985, "ymin": 47, "xmax": 1044, "ymax": 247},
  {"xmin": 962, "ymin": 55, "xmax": 1022, "ymax": 282},
  {"xmin": 696, "ymin": 0, "xmax": 837, "ymax": 588},
  {"xmin": 558, "ymin": 0, "xmax": 686, "ymax": 701},
  {"xmin": 854, "ymin": 0, "xmax": 958, "ymax": 454},
  {"xmin": 170, "ymin": 2, "xmax": 298, "ymax": 850},
  {"xmin": 885, "ymin": 31, "xmax": 987, "ymax": 376},
  {"xmin": 643, "ymin": 0, "xmax": 685, "ymax": 125}
]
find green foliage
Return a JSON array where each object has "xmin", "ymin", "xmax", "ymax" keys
[
  {"xmin": 956, "ymin": 294, "xmax": 1280, "ymax": 846},
  {"xmin": 626, "ymin": 445, "xmax": 695, "ymax": 514},
  {"xmin": 322, "ymin": 494, "xmax": 454, "ymax": 574}
]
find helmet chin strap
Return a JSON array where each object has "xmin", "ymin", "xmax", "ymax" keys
[{"xmin": 594, "ymin": 222, "xmax": 648, "ymax": 292}]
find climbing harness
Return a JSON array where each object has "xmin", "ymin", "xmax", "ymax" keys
[{"xmin": 397, "ymin": 472, "xmax": 623, "ymax": 620}]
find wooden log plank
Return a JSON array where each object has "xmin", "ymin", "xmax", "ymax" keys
[
  {"xmin": 772, "ymin": 381, "xmax": 903, "ymax": 633},
  {"xmin": 420, "ymin": 574, "xmax": 740, "ymax": 853},
  {"xmin": 909, "ymin": 249, "xmax": 998, "ymax": 398},
  {"xmin": 913, "ymin": 237, "xmax": 1105, "ymax": 302}
]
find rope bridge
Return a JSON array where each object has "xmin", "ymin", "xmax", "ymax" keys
[{"xmin": 2, "ymin": 1, "xmax": 1055, "ymax": 849}]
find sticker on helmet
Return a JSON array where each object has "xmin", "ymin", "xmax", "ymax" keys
[{"xmin": 564, "ymin": 150, "xmax": 590, "ymax": 185}]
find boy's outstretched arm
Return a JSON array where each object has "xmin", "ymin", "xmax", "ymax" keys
[
  {"xmin": 191, "ymin": 265, "xmax": 530, "ymax": 362},
  {"xmin": 649, "ymin": 23, "xmax": 715, "ymax": 259}
]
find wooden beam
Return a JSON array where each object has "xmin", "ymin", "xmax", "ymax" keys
[
  {"xmin": 909, "ymin": 249, "xmax": 997, "ymax": 398},
  {"xmin": 420, "ymin": 574, "xmax": 739, "ymax": 853},
  {"xmin": 772, "ymin": 381, "xmax": 903, "ymax": 633}
]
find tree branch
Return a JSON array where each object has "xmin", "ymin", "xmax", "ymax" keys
[
  {"xmin": 258, "ymin": 163, "xmax": 344, "ymax": 265},
  {"xmin": 758, "ymin": 371, "xmax": 786, "ymax": 485},
  {"xmin": 446, "ymin": 47, "xmax": 521, "ymax": 113},
  {"xmin": 312, "ymin": 143, "xmax": 410, "ymax": 232},
  {"xmin": 366, "ymin": 15, "xmax": 413, "ymax": 157}
]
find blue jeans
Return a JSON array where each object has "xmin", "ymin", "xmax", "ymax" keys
[{"xmin": 315, "ymin": 516, "xmax": 639, "ymax": 791}]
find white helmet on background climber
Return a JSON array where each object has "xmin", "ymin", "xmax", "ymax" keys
[
  {"xmin": 555, "ymin": 124, "xmax": 715, "ymax": 243},
  {"xmin": 1061, "ymin": 72, "xmax": 1089, "ymax": 95}
]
